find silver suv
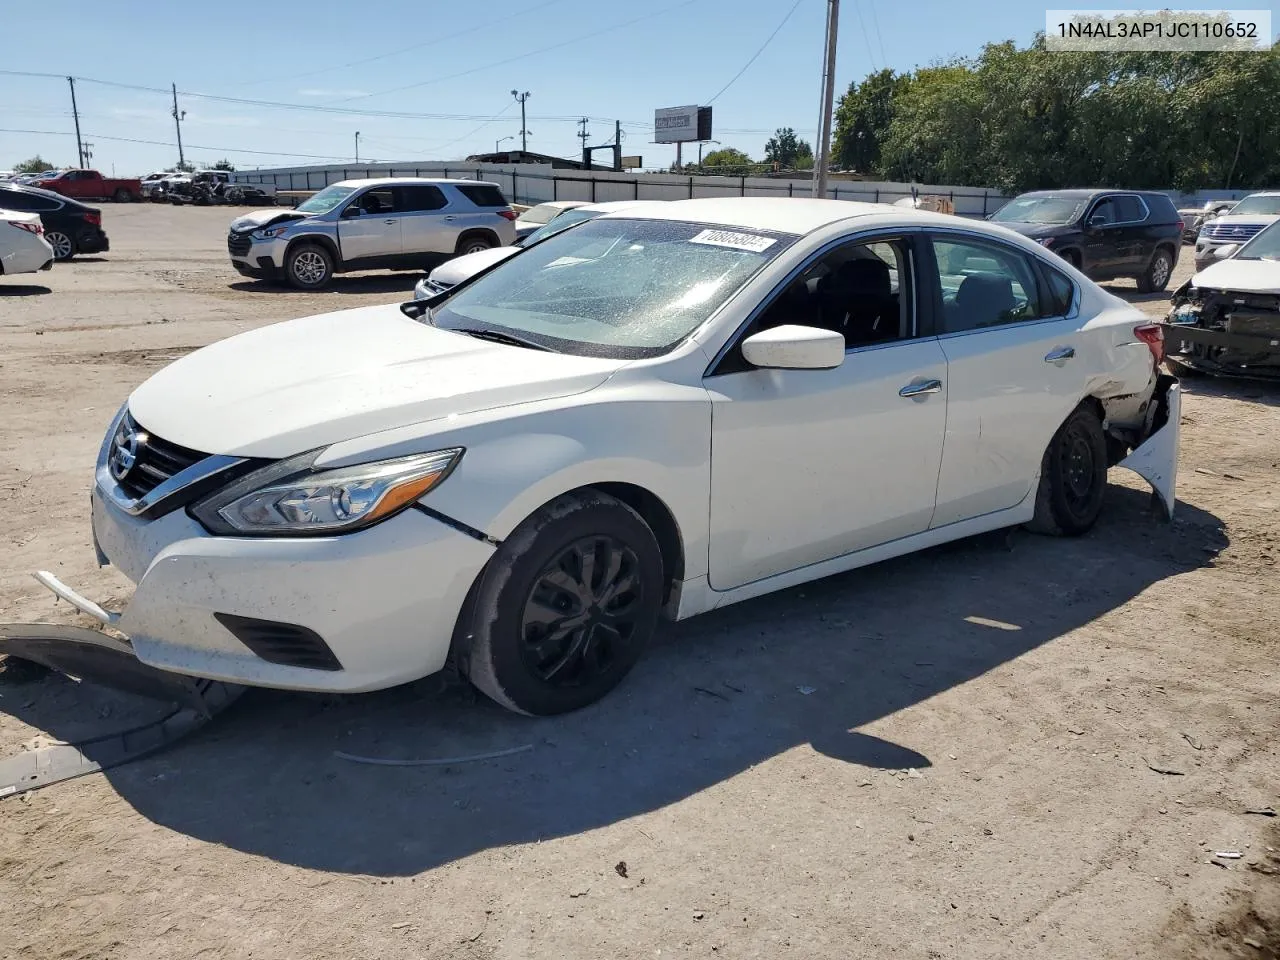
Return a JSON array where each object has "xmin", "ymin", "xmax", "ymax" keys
[{"xmin": 227, "ymin": 178, "xmax": 517, "ymax": 289}]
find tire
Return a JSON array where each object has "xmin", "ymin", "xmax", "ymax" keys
[
  {"xmin": 463, "ymin": 490, "xmax": 664, "ymax": 716},
  {"xmin": 112, "ymin": 188, "xmax": 130, "ymax": 203},
  {"xmin": 44, "ymin": 230, "xmax": 74, "ymax": 261},
  {"xmin": 456, "ymin": 234, "xmax": 495, "ymax": 257},
  {"xmin": 1136, "ymin": 247, "xmax": 1173, "ymax": 294},
  {"xmin": 285, "ymin": 242, "xmax": 334, "ymax": 290},
  {"xmin": 1060, "ymin": 250, "xmax": 1081, "ymax": 270},
  {"xmin": 1027, "ymin": 404, "xmax": 1109, "ymax": 537},
  {"xmin": 226, "ymin": 187, "xmax": 244, "ymax": 204}
]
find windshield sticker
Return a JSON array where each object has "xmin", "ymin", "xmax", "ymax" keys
[{"xmin": 689, "ymin": 229, "xmax": 777, "ymax": 253}]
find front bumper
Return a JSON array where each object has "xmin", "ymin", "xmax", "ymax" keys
[
  {"xmin": 88, "ymin": 488, "xmax": 494, "ymax": 692},
  {"xmin": 228, "ymin": 234, "xmax": 286, "ymax": 277}
]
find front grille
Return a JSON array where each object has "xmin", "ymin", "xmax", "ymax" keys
[
  {"xmin": 1202, "ymin": 222, "xmax": 1266, "ymax": 242},
  {"xmin": 213, "ymin": 614, "xmax": 342, "ymax": 671},
  {"xmin": 227, "ymin": 232, "xmax": 252, "ymax": 256},
  {"xmin": 114, "ymin": 414, "xmax": 207, "ymax": 501}
]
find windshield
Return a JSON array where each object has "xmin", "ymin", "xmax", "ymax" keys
[
  {"xmin": 522, "ymin": 207, "xmax": 602, "ymax": 246},
  {"xmin": 992, "ymin": 196, "xmax": 1086, "ymax": 225},
  {"xmin": 1235, "ymin": 220, "xmax": 1280, "ymax": 260},
  {"xmin": 296, "ymin": 184, "xmax": 356, "ymax": 215},
  {"xmin": 1226, "ymin": 195, "xmax": 1280, "ymax": 217},
  {"xmin": 519, "ymin": 203, "xmax": 570, "ymax": 225},
  {"xmin": 428, "ymin": 218, "xmax": 795, "ymax": 359}
]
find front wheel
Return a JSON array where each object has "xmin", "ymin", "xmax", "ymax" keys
[
  {"xmin": 463, "ymin": 490, "xmax": 664, "ymax": 716},
  {"xmin": 1027, "ymin": 405, "xmax": 1108, "ymax": 536},
  {"xmin": 44, "ymin": 230, "xmax": 74, "ymax": 261},
  {"xmin": 285, "ymin": 243, "xmax": 334, "ymax": 289},
  {"xmin": 1136, "ymin": 248, "xmax": 1173, "ymax": 294},
  {"xmin": 456, "ymin": 234, "xmax": 495, "ymax": 257}
]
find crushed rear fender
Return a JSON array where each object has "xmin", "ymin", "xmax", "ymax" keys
[{"xmin": 1116, "ymin": 374, "xmax": 1180, "ymax": 520}]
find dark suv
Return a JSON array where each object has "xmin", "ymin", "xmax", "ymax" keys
[
  {"xmin": 990, "ymin": 189, "xmax": 1183, "ymax": 293},
  {"xmin": 0, "ymin": 183, "xmax": 110, "ymax": 261}
]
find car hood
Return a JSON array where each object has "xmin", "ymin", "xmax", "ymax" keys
[
  {"xmin": 228, "ymin": 209, "xmax": 311, "ymax": 231},
  {"xmin": 1205, "ymin": 214, "xmax": 1280, "ymax": 228},
  {"xmin": 127, "ymin": 303, "xmax": 627, "ymax": 459},
  {"xmin": 1191, "ymin": 258, "xmax": 1280, "ymax": 295},
  {"xmin": 427, "ymin": 246, "xmax": 518, "ymax": 286}
]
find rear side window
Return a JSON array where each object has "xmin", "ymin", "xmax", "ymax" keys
[
  {"xmin": 397, "ymin": 185, "xmax": 448, "ymax": 211},
  {"xmin": 456, "ymin": 184, "xmax": 507, "ymax": 207},
  {"xmin": 1039, "ymin": 266, "xmax": 1076, "ymax": 317},
  {"xmin": 1142, "ymin": 193, "xmax": 1179, "ymax": 223},
  {"xmin": 1115, "ymin": 195, "xmax": 1148, "ymax": 223},
  {"xmin": 930, "ymin": 236, "xmax": 1041, "ymax": 333},
  {"xmin": 0, "ymin": 189, "xmax": 57, "ymax": 212}
]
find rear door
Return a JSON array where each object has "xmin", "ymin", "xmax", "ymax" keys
[
  {"xmin": 1112, "ymin": 194, "xmax": 1152, "ymax": 272},
  {"xmin": 396, "ymin": 184, "xmax": 454, "ymax": 257},
  {"xmin": 336, "ymin": 186, "xmax": 402, "ymax": 263},
  {"xmin": 926, "ymin": 232, "xmax": 1087, "ymax": 527}
]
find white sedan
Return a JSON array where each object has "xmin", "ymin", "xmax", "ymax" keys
[
  {"xmin": 0, "ymin": 208, "xmax": 54, "ymax": 277},
  {"xmin": 50, "ymin": 199, "xmax": 1179, "ymax": 716}
]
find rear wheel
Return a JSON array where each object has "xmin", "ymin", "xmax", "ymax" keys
[
  {"xmin": 44, "ymin": 230, "xmax": 74, "ymax": 261},
  {"xmin": 463, "ymin": 490, "xmax": 663, "ymax": 716},
  {"xmin": 112, "ymin": 188, "xmax": 131, "ymax": 203},
  {"xmin": 1060, "ymin": 250, "xmax": 1082, "ymax": 270},
  {"xmin": 285, "ymin": 243, "xmax": 334, "ymax": 289},
  {"xmin": 1027, "ymin": 405, "xmax": 1108, "ymax": 536},
  {"xmin": 1136, "ymin": 247, "xmax": 1173, "ymax": 294},
  {"xmin": 456, "ymin": 233, "xmax": 495, "ymax": 257}
]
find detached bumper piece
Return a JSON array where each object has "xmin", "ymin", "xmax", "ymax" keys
[{"xmin": 0, "ymin": 622, "xmax": 243, "ymax": 798}]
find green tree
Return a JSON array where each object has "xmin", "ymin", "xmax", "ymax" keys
[
  {"xmin": 212, "ymin": 159, "xmax": 236, "ymax": 171},
  {"xmin": 13, "ymin": 155, "xmax": 53, "ymax": 174},
  {"xmin": 832, "ymin": 69, "xmax": 911, "ymax": 173},
  {"xmin": 764, "ymin": 128, "xmax": 813, "ymax": 169},
  {"xmin": 702, "ymin": 147, "xmax": 752, "ymax": 167}
]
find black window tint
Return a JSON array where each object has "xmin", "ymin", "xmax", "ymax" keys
[
  {"xmin": 931, "ymin": 237, "xmax": 1041, "ymax": 333},
  {"xmin": 1090, "ymin": 198, "xmax": 1119, "ymax": 225},
  {"xmin": 349, "ymin": 187, "xmax": 397, "ymax": 215},
  {"xmin": 1040, "ymin": 266, "xmax": 1075, "ymax": 317},
  {"xmin": 1115, "ymin": 196, "xmax": 1147, "ymax": 223},
  {"xmin": 0, "ymin": 189, "xmax": 56, "ymax": 212},
  {"xmin": 397, "ymin": 185, "xmax": 448, "ymax": 211},
  {"xmin": 1143, "ymin": 194, "xmax": 1179, "ymax": 222},
  {"xmin": 456, "ymin": 184, "xmax": 507, "ymax": 207}
]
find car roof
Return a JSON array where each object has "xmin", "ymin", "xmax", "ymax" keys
[
  {"xmin": 1241, "ymin": 191, "xmax": 1280, "ymax": 198},
  {"xmin": 607, "ymin": 197, "xmax": 921, "ymax": 235},
  {"xmin": 1015, "ymin": 188, "xmax": 1174, "ymax": 199},
  {"xmin": 0, "ymin": 183, "xmax": 79, "ymax": 204},
  {"xmin": 530, "ymin": 200, "xmax": 589, "ymax": 210},
  {"xmin": 332, "ymin": 177, "xmax": 502, "ymax": 190}
]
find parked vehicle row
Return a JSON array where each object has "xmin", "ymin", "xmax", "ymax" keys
[
  {"xmin": 226, "ymin": 178, "xmax": 516, "ymax": 289},
  {"xmin": 0, "ymin": 184, "xmax": 110, "ymax": 261},
  {"xmin": 1192, "ymin": 191, "xmax": 1280, "ymax": 271},
  {"xmin": 26, "ymin": 169, "xmax": 142, "ymax": 203}
]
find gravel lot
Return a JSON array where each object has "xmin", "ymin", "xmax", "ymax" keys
[{"xmin": 1, "ymin": 204, "xmax": 1277, "ymax": 960}]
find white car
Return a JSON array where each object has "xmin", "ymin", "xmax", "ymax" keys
[
  {"xmin": 413, "ymin": 200, "xmax": 666, "ymax": 300},
  {"xmin": 513, "ymin": 200, "xmax": 591, "ymax": 241},
  {"xmin": 1194, "ymin": 191, "xmax": 1280, "ymax": 270},
  {"xmin": 45, "ymin": 199, "xmax": 1179, "ymax": 716},
  {"xmin": 1166, "ymin": 219, "xmax": 1280, "ymax": 379},
  {"xmin": 0, "ymin": 208, "xmax": 54, "ymax": 276}
]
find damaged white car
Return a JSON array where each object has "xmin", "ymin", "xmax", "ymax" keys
[
  {"xmin": 1166, "ymin": 218, "xmax": 1280, "ymax": 380},
  {"xmin": 25, "ymin": 199, "xmax": 1179, "ymax": 716}
]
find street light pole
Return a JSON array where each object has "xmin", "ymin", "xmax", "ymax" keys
[
  {"xmin": 812, "ymin": 0, "xmax": 840, "ymax": 198},
  {"xmin": 511, "ymin": 90, "xmax": 531, "ymax": 152},
  {"xmin": 698, "ymin": 139, "xmax": 721, "ymax": 169},
  {"xmin": 496, "ymin": 135, "xmax": 514, "ymax": 154},
  {"xmin": 355, "ymin": 131, "xmax": 361, "ymax": 162}
]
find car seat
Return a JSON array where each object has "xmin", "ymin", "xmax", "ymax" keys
[
  {"xmin": 817, "ymin": 258, "xmax": 895, "ymax": 345},
  {"xmin": 950, "ymin": 274, "xmax": 1015, "ymax": 331}
]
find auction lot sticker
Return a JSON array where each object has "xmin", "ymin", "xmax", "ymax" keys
[
  {"xmin": 1045, "ymin": 9, "xmax": 1272, "ymax": 51},
  {"xmin": 689, "ymin": 230, "xmax": 778, "ymax": 254}
]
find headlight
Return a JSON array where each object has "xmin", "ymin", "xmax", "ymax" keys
[
  {"xmin": 254, "ymin": 224, "xmax": 291, "ymax": 239},
  {"xmin": 191, "ymin": 448, "xmax": 462, "ymax": 536}
]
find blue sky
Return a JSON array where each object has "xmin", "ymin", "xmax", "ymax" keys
[{"xmin": 3, "ymin": 0, "xmax": 1122, "ymax": 174}]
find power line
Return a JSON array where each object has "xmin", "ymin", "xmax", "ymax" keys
[
  {"xmin": 707, "ymin": 0, "xmax": 807, "ymax": 104},
  {"xmin": 867, "ymin": 0, "xmax": 888, "ymax": 67},
  {"xmin": 336, "ymin": 0, "xmax": 706, "ymax": 103},
  {"xmin": 851, "ymin": 0, "xmax": 878, "ymax": 71}
]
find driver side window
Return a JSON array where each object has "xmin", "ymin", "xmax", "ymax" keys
[
  {"xmin": 348, "ymin": 187, "xmax": 397, "ymax": 217},
  {"xmin": 930, "ymin": 237, "xmax": 1041, "ymax": 334}
]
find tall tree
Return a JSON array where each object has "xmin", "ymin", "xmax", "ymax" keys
[
  {"xmin": 832, "ymin": 69, "xmax": 911, "ymax": 173},
  {"xmin": 764, "ymin": 128, "xmax": 813, "ymax": 169},
  {"xmin": 13, "ymin": 155, "xmax": 53, "ymax": 174}
]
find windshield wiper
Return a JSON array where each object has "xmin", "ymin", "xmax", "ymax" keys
[{"xmin": 452, "ymin": 327, "xmax": 554, "ymax": 351}]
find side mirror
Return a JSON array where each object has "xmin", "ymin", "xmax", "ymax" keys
[
  {"xmin": 741, "ymin": 325, "xmax": 845, "ymax": 371},
  {"xmin": 1088, "ymin": 214, "xmax": 1107, "ymax": 229},
  {"xmin": 1213, "ymin": 243, "xmax": 1238, "ymax": 259},
  {"xmin": 340, "ymin": 205, "xmax": 363, "ymax": 219}
]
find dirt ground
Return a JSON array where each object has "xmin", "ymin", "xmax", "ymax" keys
[{"xmin": 0, "ymin": 204, "xmax": 1277, "ymax": 960}]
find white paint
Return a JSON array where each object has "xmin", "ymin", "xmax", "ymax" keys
[
  {"xmin": 0, "ymin": 208, "xmax": 53, "ymax": 275},
  {"xmin": 1191, "ymin": 257, "xmax": 1280, "ymax": 294}
]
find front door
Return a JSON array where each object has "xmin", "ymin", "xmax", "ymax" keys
[
  {"xmin": 707, "ymin": 235, "xmax": 949, "ymax": 590},
  {"xmin": 925, "ymin": 233, "xmax": 1087, "ymax": 527},
  {"xmin": 336, "ymin": 186, "xmax": 402, "ymax": 264},
  {"xmin": 1081, "ymin": 196, "xmax": 1128, "ymax": 277}
]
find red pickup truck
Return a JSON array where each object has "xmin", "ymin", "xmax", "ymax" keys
[{"xmin": 31, "ymin": 169, "xmax": 142, "ymax": 202}]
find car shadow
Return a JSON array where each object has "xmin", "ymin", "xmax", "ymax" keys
[
  {"xmin": 66, "ymin": 256, "xmax": 109, "ymax": 264},
  {"xmin": 1, "ymin": 485, "xmax": 1227, "ymax": 876},
  {"xmin": 1176, "ymin": 370, "xmax": 1280, "ymax": 408},
  {"xmin": 228, "ymin": 274, "xmax": 423, "ymax": 296},
  {"xmin": 0, "ymin": 284, "xmax": 52, "ymax": 297}
]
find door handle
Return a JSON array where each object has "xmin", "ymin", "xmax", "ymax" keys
[
  {"xmin": 442, "ymin": 215, "xmax": 457, "ymax": 221},
  {"xmin": 899, "ymin": 379, "xmax": 943, "ymax": 398},
  {"xmin": 384, "ymin": 218, "xmax": 398, "ymax": 224},
  {"xmin": 1044, "ymin": 346, "xmax": 1076, "ymax": 363}
]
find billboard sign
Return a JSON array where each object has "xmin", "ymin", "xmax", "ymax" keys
[{"xmin": 655, "ymin": 105, "xmax": 713, "ymax": 143}]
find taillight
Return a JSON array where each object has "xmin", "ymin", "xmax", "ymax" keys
[
  {"xmin": 1176, "ymin": 220, "xmax": 1184, "ymax": 234},
  {"xmin": 84, "ymin": 212, "xmax": 101, "ymax": 225},
  {"xmin": 1134, "ymin": 323, "xmax": 1165, "ymax": 365},
  {"xmin": 497, "ymin": 209, "xmax": 517, "ymax": 221},
  {"xmin": 9, "ymin": 220, "xmax": 42, "ymax": 235}
]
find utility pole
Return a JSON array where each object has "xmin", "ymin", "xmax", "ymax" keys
[
  {"xmin": 355, "ymin": 131, "xmax": 361, "ymax": 162},
  {"xmin": 171, "ymin": 83, "xmax": 187, "ymax": 170},
  {"xmin": 577, "ymin": 117, "xmax": 591, "ymax": 155},
  {"xmin": 614, "ymin": 120, "xmax": 622, "ymax": 172},
  {"xmin": 812, "ymin": 0, "xmax": 840, "ymax": 198},
  {"xmin": 82, "ymin": 142, "xmax": 94, "ymax": 167},
  {"xmin": 67, "ymin": 77, "xmax": 85, "ymax": 168},
  {"xmin": 511, "ymin": 90, "xmax": 531, "ymax": 152}
]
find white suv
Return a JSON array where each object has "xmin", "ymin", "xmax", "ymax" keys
[
  {"xmin": 226, "ymin": 178, "xmax": 517, "ymax": 289},
  {"xmin": 1194, "ymin": 191, "xmax": 1280, "ymax": 270}
]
